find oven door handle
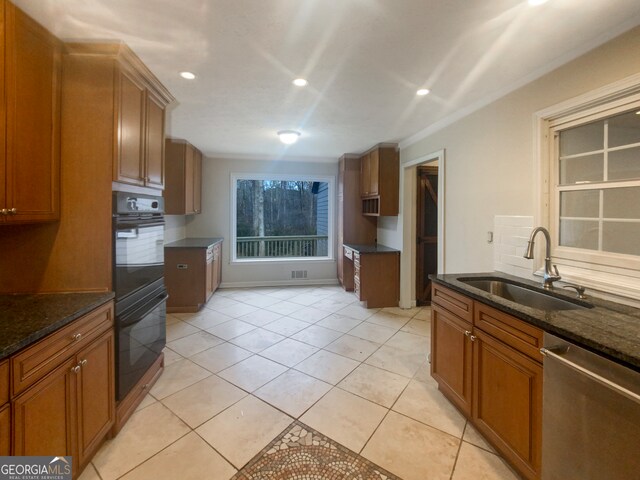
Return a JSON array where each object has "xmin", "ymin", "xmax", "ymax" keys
[
  {"xmin": 119, "ymin": 292, "xmax": 169, "ymax": 328},
  {"xmin": 116, "ymin": 220, "xmax": 165, "ymax": 229}
]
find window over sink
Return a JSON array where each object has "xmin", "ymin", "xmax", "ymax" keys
[{"xmin": 536, "ymin": 74, "xmax": 640, "ymax": 300}]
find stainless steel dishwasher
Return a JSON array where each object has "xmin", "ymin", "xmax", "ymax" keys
[{"xmin": 541, "ymin": 333, "xmax": 640, "ymax": 480}]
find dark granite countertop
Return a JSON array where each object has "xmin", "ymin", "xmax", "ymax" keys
[
  {"xmin": 343, "ymin": 243, "xmax": 400, "ymax": 254},
  {"xmin": 0, "ymin": 292, "xmax": 115, "ymax": 361},
  {"xmin": 431, "ymin": 272, "xmax": 640, "ymax": 372},
  {"xmin": 165, "ymin": 237, "xmax": 224, "ymax": 249}
]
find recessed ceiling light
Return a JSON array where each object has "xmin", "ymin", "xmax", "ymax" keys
[
  {"xmin": 636, "ymin": 111, "xmax": 640, "ymax": 115},
  {"xmin": 416, "ymin": 88, "xmax": 430, "ymax": 96},
  {"xmin": 277, "ymin": 130, "xmax": 301, "ymax": 145},
  {"xmin": 293, "ymin": 78, "xmax": 308, "ymax": 87},
  {"xmin": 528, "ymin": 0, "xmax": 549, "ymax": 6},
  {"xmin": 179, "ymin": 71, "xmax": 196, "ymax": 80}
]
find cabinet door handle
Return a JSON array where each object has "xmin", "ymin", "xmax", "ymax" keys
[
  {"xmin": 70, "ymin": 365, "xmax": 81, "ymax": 374},
  {"xmin": 8, "ymin": 208, "xmax": 17, "ymax": 214},
  {"xmin": 80, "ymin": 359, "xmax": 88, "ymax": 367},
  {"xmin": 464, "ymin": 330, "xmax": 471, "ymax": 337},
  {"xmin": 470, "ymin": 335, "xmax": 477, "ymax": 342},
  {"xmin": 72, "ymin": 333, "xmax": 83, "ymax": 342},
  {"xmin": 0, "ymin": 209, "xmax": 8, "ymax": 215}
]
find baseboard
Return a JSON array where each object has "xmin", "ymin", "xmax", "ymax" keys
[{"xmin": 219, "ymin": 279, "xmax": 340, "ymax": 288}]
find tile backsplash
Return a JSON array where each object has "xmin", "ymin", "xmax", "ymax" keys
[
  {"xmin": 164, "ymin": 215, "xmax": 187, "ymax": 243},
  {"xmin": 493, "ymin": 215, "xmax": 534, "ymax": 279}
]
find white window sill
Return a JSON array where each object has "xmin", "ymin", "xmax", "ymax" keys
[
  {"xmin": 534, "ymin": 266, "xmax": 640, "ymax": 308},
  {"xmin": 231, "ymin": 257, "xmax": 335, "ymax": 266}
]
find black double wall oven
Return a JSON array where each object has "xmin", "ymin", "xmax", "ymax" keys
[{"xmin": 113, "ymin": 192, "xmax": 167, "ymax": 401}]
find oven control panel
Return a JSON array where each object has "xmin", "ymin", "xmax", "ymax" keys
[{"xmin": 114, "ymin": 191, "xmax": 164, "ymax": 214}]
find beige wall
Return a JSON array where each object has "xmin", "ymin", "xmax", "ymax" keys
[
  {"xmin": 380, "ymin": 26, "xmax": 640, "ymax": 283},
  {"xmin": 185, "ymin": 156, "xmax": 339, "ymax": 287}
]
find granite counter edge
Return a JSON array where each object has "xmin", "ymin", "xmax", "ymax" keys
[
  {"xmin": 0, "ymin": 292, "xmax": 115, "ymax": 361},
  {"xmin": 431, "ymin": 274, "xmax": 640, "ymax": 372}
]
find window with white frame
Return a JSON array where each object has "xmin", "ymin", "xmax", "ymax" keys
[
  {"xmin": 231, "ymin": 174, "xmax": 334, "ymax": 262},
  {"xmin": 540, "ymin": 76, "xmax": 640, "ymax": 297}
]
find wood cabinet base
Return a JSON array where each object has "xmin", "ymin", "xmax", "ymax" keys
[
  {"xmin": 112, "ymin": 353, "xmax": 164, "ymax": 435},
  {"xmin": 431, "ymin": 284, "xmax": 542, "ymax": 480},
  {"xmin": 167, "ymin": 305, "xmax": 201, "ymax": 314}
]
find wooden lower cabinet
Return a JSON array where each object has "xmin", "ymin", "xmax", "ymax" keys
[
  {"xmin": 0, "ymin": 405, "xmax": 10, "ymax": 455},
  {"xmin": 10, "ymin": 302, "xmax": 114, "ymax": 478},
  {"xmin": 76, "ymin": 331, "xmax": 115, "ymax": 466},
  {"xmin": 13, "ymin": 357, "xmax": 77, "ymax": 457},
  {"xmin": 473, "ymin": 330, "xmax": 542, "ymax": 479},
  {"xmin": 431, "ymin": 305, "xmax": 473, "ymax": 416},
  {"xmin": 343, "ymin": 247, "xmax": 399, "ymax": 308},
  {"xmin": 165, "ymin": 240, "xmax": 223, "ymax": 312},
  {"xmin": 431, "ymin": 284, "xmax": 542, "ymax": 479}
]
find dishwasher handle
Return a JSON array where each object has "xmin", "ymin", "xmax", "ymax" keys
[{"xmin": 541, "ymin": 347, "xmax": 640, "ymax": 404}]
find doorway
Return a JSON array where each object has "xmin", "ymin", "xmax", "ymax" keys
[{"xmin": 416, "ymin": 166, "xmax": 438, "ymax": 305}]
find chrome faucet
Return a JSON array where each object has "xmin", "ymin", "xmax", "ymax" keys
[{"xmin": 523, "ymin": 227, "xmax": 561, "ymax": 290}]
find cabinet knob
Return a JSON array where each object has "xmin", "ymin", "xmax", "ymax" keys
[
  {"xmin": 0, "ymin": 209, "xmax": 7, "ymax": 215},
  {"xmin": 72, "ymin": 333, "xmax": 83, "ymax": 342},
  {"xmin": 80, "ymin": 359, "xmax": 88, "ymax": 367},
  {"xmin": 464, "ymin": 330, "xmax": 471, "ymax": 337},
  {"xmin": 470, "ymin": 335, "xmax": 477, "ymax": 342},
  {"xmin": 8, "ymin": 208, "xmax": 17, "ymax": 214},
  {"xmin": 70, "ymin": 365, "xmax": 81, "ymax": 374}
]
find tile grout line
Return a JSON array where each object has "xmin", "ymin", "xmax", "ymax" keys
[{"xmin": 127, "ymin": 288, "xmax": 432, "ymax": 480}]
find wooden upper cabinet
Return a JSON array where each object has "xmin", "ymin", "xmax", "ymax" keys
[
  {"xmin": 193, "ymin": 148, "xmax": 202, "ymax": 214},
  {"xmin": 1, "ymin": 1, "xmax": 61, "ymax": 223},
  {"xmin": 64, "ymin": 43, "xmax": 174, "ymax": 194},
  {"xmin": 165, "ymin": 138, "xmax": 203, "ymax": 215},
  {"xmin": 116, "ymin": 68, "xmax": 145, "ymax": 186},
  {"xmin": 145, "ymin": 93, "xmax": 166, "ymax": 189},
  {"xmin": 360, "ymin": 144, "xmax": 399, "ymax": 216},
  {"xmin": 368, "ymin": 149, "xmax": 379, "ymax": 195},
  {"xmin": 115, "ymin": 64, "xmax": 170, "ymax": 190},
  {"xmin": 360, "ymin": 152, "xmax": 370, "ymax": 197}
]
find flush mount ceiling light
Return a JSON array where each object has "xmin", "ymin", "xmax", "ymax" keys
[
  {"xmin": 277, "ymin": 130, "xmax": 301, "ymax": 145},
  {"xmin": 528, "ymin": 0, "xmax": 549, "ymax": 5},
  {"xmin": 179, "ymin": 71, "xmax": 196, "ymax": 80},
  {"xmin": 416, "ymin": 88, "xmax": 431, "ymax": 96},
  {"xmin": 293, "ymin": 78, "xmax": 308, "ymax": 87}
]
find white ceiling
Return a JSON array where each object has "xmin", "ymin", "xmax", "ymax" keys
[{"xmin": 14, "ymin": 0, "xmax": 640, "ymax": 161}]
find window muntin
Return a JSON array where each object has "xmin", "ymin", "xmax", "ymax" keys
[{"xmin": 554, "ymin": 107, "xmax": 640, "ymax": 259}]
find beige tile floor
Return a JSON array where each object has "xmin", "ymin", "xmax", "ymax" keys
[{"xmin": 80, "ymin": 285, "xmax": 520, "ymax": 480}]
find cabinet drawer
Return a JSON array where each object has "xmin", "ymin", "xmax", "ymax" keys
[
  {"xmin": 432, "ymin": 283, "xmax": 473, "ymax": 322},
  {"xmin": 474, "ymin": 302, "xmax": 543, "ymax": 362},
  {"xmin": 344, "ymin": 247, "xmax": 353, "ymax": 260},
  {"xmin": 12, "ymin": 301, "xmax": 114, "ymax": 397},
  {"xmin": 0, "ymin": 361, "xmax": 8, "ymax": 405}
]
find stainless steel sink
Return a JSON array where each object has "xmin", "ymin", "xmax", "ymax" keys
[{"xmin": 458, "ymin": 278, "xmax": 593, "ymax": 311}]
